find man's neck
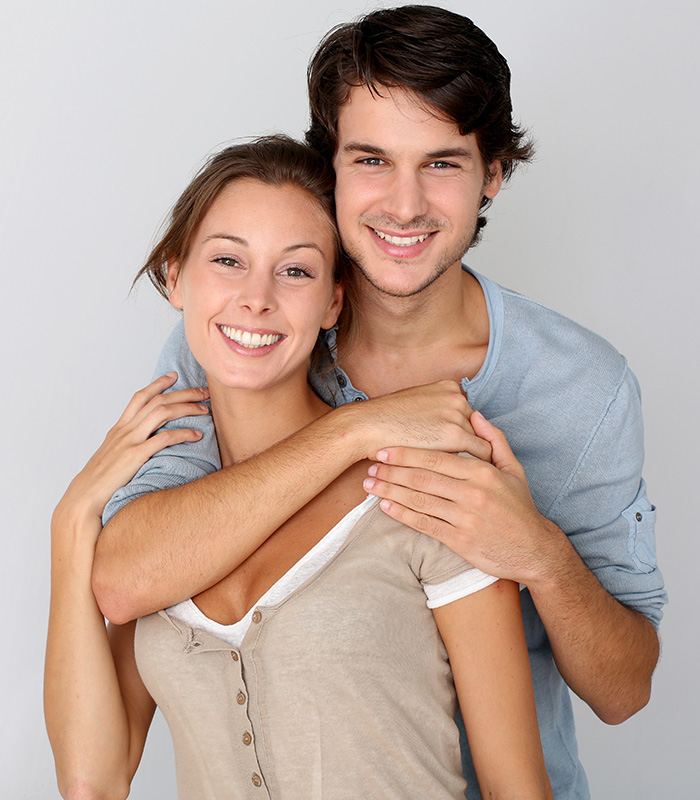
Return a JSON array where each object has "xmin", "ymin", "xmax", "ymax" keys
[{"xmin": 340, "ymin": 265, "xmax": 490, "ymax": 397}]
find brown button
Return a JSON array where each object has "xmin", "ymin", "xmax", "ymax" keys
[
  {"xmin": 635, "ymin": 512, "xmax": 643, "ymax": 522},
  {"xmin": 236, "ymin": 691, "xmax": 246, "ymax": 705},
  {"xmin": 231, "ymin": 651, "xmax": 239, "ymax": 662},
  {"xmin": 252, "ymin": 611, "xmax": 262, "ymax": 624},
  {"xmin": 252, "ymin": 773, "xmax": 262, "ymax": 787},
  {"xmin": 242, "ymin": 731, "xmax": 252, "ymax": 746}
]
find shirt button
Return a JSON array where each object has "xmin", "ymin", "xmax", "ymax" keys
[
  {"xmin": 252, "ymin": 610, "xmax": 262, "ymax": 624},
  {"xmin": 252, "ymin": 773, "xmax": 262, "ymax": 787},
  {"xmin": 242, "ymin": 731, "xmax": 252, "ymax": 746},
  {"xmin": 236, "ymin": 691, "xmax": 246, "ymax": 705},
  {"xmin": 635, "ymin": 512, "xmax": 643, "ymax": 522},
  {"xmin": 231, "ymin": 651, "xmax": 239, "ymax": 662},
  {"xmin": 353, "ymin": 395, "xmax": 365, "ymax": 402},
  {"xmin": 337, "ymin": 373, "xmax": 347, "ymax": 388}
]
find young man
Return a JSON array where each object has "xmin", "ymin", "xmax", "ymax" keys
[{"xmin": 93, "ymin": 6, "xmax": 666, "ymax": 798}]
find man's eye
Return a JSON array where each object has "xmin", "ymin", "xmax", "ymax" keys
[
  {"xmin": 429, "ymin": 161, "xmax": 456, "ymax": 169},
  {"xmin": 359, "ymin": 157, "xmax": 384, "ymax": 166}
]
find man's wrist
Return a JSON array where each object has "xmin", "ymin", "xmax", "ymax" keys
[{"xmin": 521, "ymin": 517, "xmax": 579, "ymax": 596}]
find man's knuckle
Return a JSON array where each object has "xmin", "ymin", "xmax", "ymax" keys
[{"xmin": 423, "ymin": 450, "xmax": 442, "ymax": 469}]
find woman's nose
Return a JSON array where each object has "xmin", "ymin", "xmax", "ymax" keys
[{"xmin": 236, "ymin": 271, "xmax": 276, "ymax": 314}]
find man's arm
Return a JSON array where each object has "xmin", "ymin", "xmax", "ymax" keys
[
  {"xmin": 93, "ymin": 380, "xmax": 488, "ymax": 624},
  {"xmin": 364, "ymin": 410, "xmax": 661, "ymax": 724}
]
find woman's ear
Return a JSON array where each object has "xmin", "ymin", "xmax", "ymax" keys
[
  {"xmin": 166, "ymin": 261, "xmax": 183, "ymax": 309},
  {"xmin": 321, "ymin": 281, "xmax": 344, "ymax": 330}
]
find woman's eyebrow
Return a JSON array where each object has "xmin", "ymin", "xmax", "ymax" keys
[
  {"xmin": 203, "ymin": 233, "xmax": 248, "ymax": 245},
  {"xmin": 203, "ymin": 235, "xmax": 325, "ymax": 257},
  {"xmin": 282, "ymin": 242, "xmax": 325, "ymax": 256}
]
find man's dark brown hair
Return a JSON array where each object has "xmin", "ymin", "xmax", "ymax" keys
[{"xmin": 306, "ymin": 4, "xmax": 534, "ymax": 241}]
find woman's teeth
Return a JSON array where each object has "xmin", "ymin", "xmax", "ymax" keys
[
  {"xmin": 220, "ymin": 326, "xmax": 282, "ymax": 348},
  {"xmin": 373, "ymin": 229, "xmax": 431, "ymax": 246}
]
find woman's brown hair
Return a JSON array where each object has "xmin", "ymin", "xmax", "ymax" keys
[{"xmin": 136, "ymin": 134, "xmax": 357, "ymax": 369}]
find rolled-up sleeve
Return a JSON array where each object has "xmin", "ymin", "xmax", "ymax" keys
[{"xmin": 547, "ymin": 365, "xmax": 667, "ymax": 628}]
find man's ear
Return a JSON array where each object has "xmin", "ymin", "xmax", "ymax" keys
[
  {"xmin": 166, "ymin": 261, "xmax": 183, "ymax": 309},
  {"xmin": 321, "ymin": 281, "xmax": 344, "ymax": 330},
  {"xmin": 484, "ymin": 160, "xmax": 503, "ymax": 199}
]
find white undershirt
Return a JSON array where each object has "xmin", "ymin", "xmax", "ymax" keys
[{"xmin": 168, "ymin": 495, "xmax": 498, "ymax": 649}]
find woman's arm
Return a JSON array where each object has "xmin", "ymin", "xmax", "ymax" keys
[
  {"xmin": 45, "ymin": 508, "xmax": 154, "ymax": 800},
  {"xmin": 432, "ymin": 580, "xmax": 552, "ymax": 799},
  {"xmin": 44, "ymin": 375, "xmax": 209, "ymax": 799},
  {"xmin": 94, "ymin": 380, "xmax": 489, "ymax": 624}
]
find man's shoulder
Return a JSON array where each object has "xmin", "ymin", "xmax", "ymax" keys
[{"xmin": 492, "ymin": 279, "xmax": 629, "ymax": 392}]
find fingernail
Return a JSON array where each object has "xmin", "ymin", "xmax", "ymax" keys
[
  {"xmin": 199, "ymin": 405, "xmax": 209, "ymax": 412},
  {"xmin": 166, "ymin": 371, "xmax": 177, "ymax": 378},
  {"xmin": 363, "ymin": 478, "xmax": 376, "ymax": 491},
  {"xmin": 368, "ymin": 464, "xmax": 378, "ymax": 477},
  {"xmin": 376, "ymin": 450, "xmax": 388, "ymax": 462}
]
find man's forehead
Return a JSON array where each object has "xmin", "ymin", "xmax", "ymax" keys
[{"xmin": 336, "ymin": 84, "xmax": 474, "ymax": 157}]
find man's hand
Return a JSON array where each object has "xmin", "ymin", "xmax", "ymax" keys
[
  {"xmin": 363, "ymin": 410, "xmax": 660, "ymax": 723},
  {"xmin": 362, "ymin": 410, "xmax": 559, "ymax": 584}
]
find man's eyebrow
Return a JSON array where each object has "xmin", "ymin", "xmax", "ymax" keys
[
  {"xmin": 426, "ymin": 148, "xmax": 475, "ymax": 160},
  {"xmin": 341, "ymin": 142, "xmax": 390, "ymax": 157},
  {"xmin": 341, "ymin": 143, "xmax": 475, "ymax": 160},
  {"xmin": 203, "ymin": 234, "xmax": 325, "ymax": 257}
]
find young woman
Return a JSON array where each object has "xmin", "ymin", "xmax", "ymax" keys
[{"xmin": 45, "ymin": 136, "xmax": 551, "ymax": 799}]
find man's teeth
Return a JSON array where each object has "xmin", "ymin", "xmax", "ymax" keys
[
  {"xmin": 220, "ymin": 326, "xmax": 282, "ymax": 348},
  {"xmin": 373, "ymin": 229, "xmax": 431, "ymax": 246}
]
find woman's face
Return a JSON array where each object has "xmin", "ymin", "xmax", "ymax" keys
[{"xmin": 167, "ymin": 178, "xmax": 343, "ymax": 395}]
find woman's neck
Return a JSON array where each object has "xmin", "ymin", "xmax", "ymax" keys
[{"xmin": 207, "ymin": 376, "xmax": 330, "ymax": 467}]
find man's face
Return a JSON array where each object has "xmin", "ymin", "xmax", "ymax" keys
[{"xmin": 333, "ymin": 85, "xmax": 502, "ymax": 299}]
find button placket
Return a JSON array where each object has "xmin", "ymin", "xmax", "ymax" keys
[{"xmin": 227, "ymin": 646, "xmax": 269, "ymax": 795}]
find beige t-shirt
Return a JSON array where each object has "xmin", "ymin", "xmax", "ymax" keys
[{"xmin": 135, "ymin": 499, "xmax": 489, "ymax": 799}]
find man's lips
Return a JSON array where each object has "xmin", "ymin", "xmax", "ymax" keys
[
  {"xmin": 368, "ymin": 226, "xmax": 437, "ymax": 257},
  {"xmin": 218, "ymin": 325, "xmax": 284, "ymax": 349},
  {"xmin": 371, "ymin": 228, "xmax": 434, "ymax": 247}
]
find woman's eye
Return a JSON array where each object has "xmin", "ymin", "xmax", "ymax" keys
[
  {"xmin": 213, "ymin": 257, "xmax": 240, "ymax": 268},
  {"xmin": 282, "ymin": 266, "xmax": 310, "ymax": 278}
]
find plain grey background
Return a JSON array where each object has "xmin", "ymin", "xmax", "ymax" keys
[{"xmin": 2, "ymin": 1, "xmax": 697, "ymax": 797}]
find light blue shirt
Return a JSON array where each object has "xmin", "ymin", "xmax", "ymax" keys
[{"xmin": 104, "ymin": 267, "xmax": 666, "ymax": 799}]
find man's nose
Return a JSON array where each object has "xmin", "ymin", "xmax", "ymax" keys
[{"xmin": 381, "ymin": 168, "xmax": 430, "ymax": 224}]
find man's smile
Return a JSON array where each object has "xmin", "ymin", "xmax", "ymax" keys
[{"xmin": 371, "ymin": 228, "xmax": 434, "ymax": 247}]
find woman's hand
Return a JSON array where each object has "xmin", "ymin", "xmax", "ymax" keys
[
  {"xmin": 342, "ymin": 380, "xmax": 492, "ymax": 463},
  {"xmin": 55, "ymin": 372, "xmax": 210, "ymax": 525},
  {"xmin": 46, "ymin": 373, "xmax": 208, "ymax": 798}
]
